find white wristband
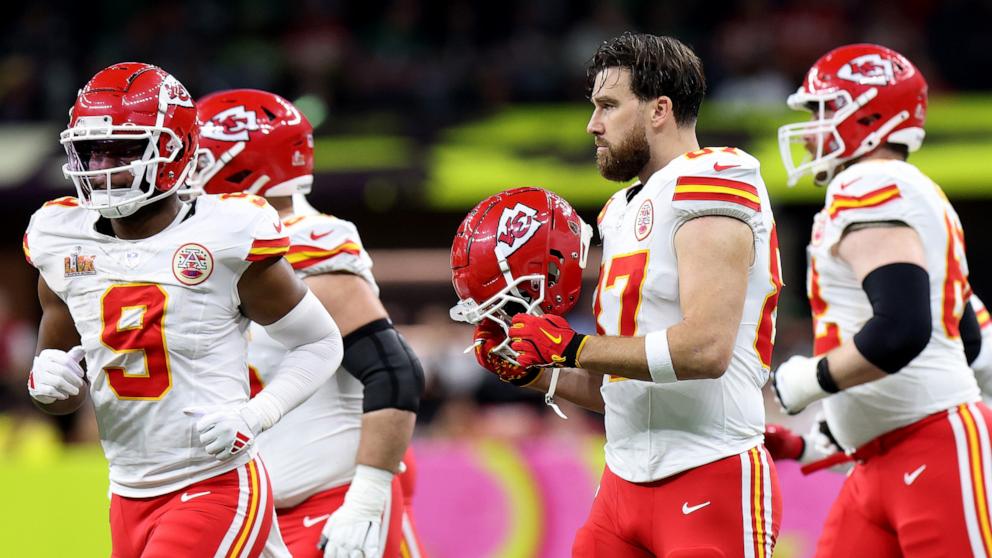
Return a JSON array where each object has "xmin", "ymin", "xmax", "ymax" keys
[{"xmin": 645, "ymin": 329, "xmax": 677, "ymax": 383}]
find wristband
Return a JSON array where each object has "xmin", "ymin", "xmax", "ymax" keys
[{"xmin": 645, "ymin": 329, "xmax": 677, "ymax": 383}]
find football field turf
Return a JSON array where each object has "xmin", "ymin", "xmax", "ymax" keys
[{"xmin": 0, "ymin": 420, "xmax": 111, "ymax": 556}]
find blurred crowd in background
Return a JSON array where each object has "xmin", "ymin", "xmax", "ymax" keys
[
  {"xmin": 2, "ymin": 0, "xmax": 991, "ymax": 127},
  {"xmin": 0, "ymin": 0, "xmax": 989, "ymax": 452}
]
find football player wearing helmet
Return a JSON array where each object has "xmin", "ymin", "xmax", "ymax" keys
[
  {"xmin": 468, "ymin": 33, "xmax": 783, "ymax": 557},
  {"xmin": 26, "ymin": 64, "xmax": 342, "ymax": 558},
  {"xmin": 191, "ymin": 89, "xmax": 426, "ymax": 558},
  {"xmin": 773, "ymin": 44, "xmax": 991, "ymax": 557}
]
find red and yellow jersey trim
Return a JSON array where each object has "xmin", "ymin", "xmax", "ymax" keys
[
  {"xmin": 43, "ymin": 196, "xmax": 79, "ymax": 208},
  {"xmin": 828, "ymin": 184, "xmax": 901, "ymax": 218},
  {"xmin": 246, "ymin": 237, "xmax": 290, "ymax": 261},
  {"xmin": 22, "ymin": 233, "xmax": 31, "ymax": 265},
  {"xmin": 978, "ymin": 306, "xmax": 991, "ymax": 330},
  {"xmin": 285, "ymin": 240, "xmax": 362, "ymax": 270},
  {"xmin": 673, "ymin": 176, "xmax": 760, "ymax": 211}
]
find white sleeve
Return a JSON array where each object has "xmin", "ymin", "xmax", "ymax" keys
[{"xmin": 244, "ymin": 290, "xmax": 343, "ymax": 430}]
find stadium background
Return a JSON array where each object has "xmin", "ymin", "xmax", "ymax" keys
[{"xmin": 0, "ymin": 1, "xmax": 989, "ymax": 556}]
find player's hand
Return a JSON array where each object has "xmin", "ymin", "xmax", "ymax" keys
[
  {"xmin": 772, "ymin": 355, "xmax": 825, "ymax": 415},
  {"xmin": 800, "ymin": 419, "xmax": 844, "ymax": 465},
  {"xmin": 764, "ymin": 424, "xmax": 806, "ymax": 461},
  {"xmin": 184, "ymin": 405, "xmax": 263, "ymax": 460},
  {"xmin": 28, "ymin": 346, "xmax": 86, "ymax": 404},
  {"xmin": 473, "ymin": 320, "xmax": 540, "ymax": 386},
  {"xmin": 318, "ymin": 465, "xmax": 393, "ymax": 557},
  {"xmin": 509, "ymin": 314, "xmax": 587, "ymax": 369}
]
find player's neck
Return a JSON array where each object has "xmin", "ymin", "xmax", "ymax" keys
[
  {"xmin": 267, "ymin": 196, "xmax": 294, "ymax": 218},
  {"xmin": 108, "ymin": 195, "xmax": 183, "ymax": 240},
  {"xmin": 639, "ymin": 125, "xmax": 699, "ymax": 184}
]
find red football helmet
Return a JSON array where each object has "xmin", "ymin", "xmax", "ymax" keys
[
  {"xmin": 61, "ymin": 62, "xmax": 198, "ymax": 218},
  {"xmin": 450, "ymin": 187, "xmax": 592, "ymax": 354},
  {"xmin": 187, "ymin": 89, "xmax": 314, "ymax": 198},
  {"xmin": 778, "ymin": 44, "xmax": 928, "ymax": 186}
]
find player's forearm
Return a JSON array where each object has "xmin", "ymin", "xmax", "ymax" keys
[
  {"xmin": 355, "ymin": 408, "xmax": 416, "ymax": 472},
  {"xmin": 823, "ymin": 342, "xmax": 887, "ymax": 390},
  {"xmin": 573, "ymin": 335, "xmax": 651, "ymax": 381},
  {"xmin": 526, "ymin": 368, "xmax": 606, "ymax": 413},
  {"xmin": 576, "ymin": 325, "xmax": 733, "ymax": 382}
]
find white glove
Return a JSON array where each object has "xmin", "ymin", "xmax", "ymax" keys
[
  {"xmin": 799, "ymin": 418, "xmax": 843, "ymax": 465},
  {"xmin": 772, "ymin": 355, "xmax": 829, "ymax": 415},
  {"xmin": 184, "ymin": 405, "xmax": 264, "ymax": 460},
  {"xmin": 319, "ymin": 465, "xmax": 394, "ymax": 558},
  {"xmin": 28, "ymin": 346, "xmax": 86, "ymax": 404}
]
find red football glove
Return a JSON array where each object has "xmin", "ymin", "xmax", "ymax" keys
[
  {"xmin": 764, "ymin": 423, "xmax": 806, "ymax": 461},
  {"xmin": 473, "ymin": 320, "xmax": 540, "ymax": 386},
  {"xmin": 509, "ymin": 314, "xmax": 587, "ymax": 369}
]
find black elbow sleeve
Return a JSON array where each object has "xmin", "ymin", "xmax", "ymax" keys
[
  {"xmin": 853, "ymin": 263, "xmax": 932, "ymax": 374},
  {"xmin": 960, "ymin": 302, "xmax": 982, "ymax": 365},
  {"xmin": 342, "ymin": 319, "xmax": 425, "ymax": 413}
]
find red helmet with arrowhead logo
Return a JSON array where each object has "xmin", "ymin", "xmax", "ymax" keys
[
  {"xmin": 189, "ymin": 89, "xmax": 314, "ymax": 198},
  {"xmin": 778, "ymin": 44, "xmax": 927, "ymax": 186},
  {"xmin": 61, "ymin": 62, "xmax": 199, "ymax": 218},
  {"xmin": 450, "ymin": 187, "xmax": 592, "ymax": 333}
]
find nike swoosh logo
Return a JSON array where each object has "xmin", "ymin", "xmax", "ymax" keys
[
  {"xmin": 303, "ymin": 514, "xmax": 331, "ymax": 528},
  {"xmin": 682, "ymin": 501, "xmax": 711, "ymax": 515},
  {"xmin": 273, "ymin": 221, "xmax": 283, "ymax": 233},
  {"xmin": 540, "ymin": 328, "xmax": 562, "ymax": 344},
  {"xmin": 840, "ymin": 177, "xmax": 862, "ymax": 190},
  {"xmin": 180, "ymin": 491, "xmax": 211, "ymax": 502},
  {"xmin": 904, "ymin": 464, "xmax": 926, "ymax": 485},
  {"xmin": 310, "ymin": 230, "xmax": 333, "ymax": 241},
  {"xmin": 713, "ymin": 162, "xmax": 740, "ymax": 172}
]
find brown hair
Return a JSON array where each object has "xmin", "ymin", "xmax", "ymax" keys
[{"xmin": 586, "ymin": 32, "xmax": 706, "ymax": 126}]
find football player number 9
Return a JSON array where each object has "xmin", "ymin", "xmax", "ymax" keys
[{"xmin": 100, "ymin": 284, "xmax": 173, "ymax": 400}]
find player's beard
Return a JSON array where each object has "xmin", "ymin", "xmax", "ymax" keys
[{"xmin": 596, "ymin": 122, "xmax": 650, "ymax": 182}]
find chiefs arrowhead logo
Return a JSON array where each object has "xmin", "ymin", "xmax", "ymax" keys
[
  {"xmin": 160, "ymin": 75, "xmax": 194, "ymax": 108},
  {"xmin": 495, "ymin": 203, "xmax": 542, "ymax": 258},
  {"xmin": 201, "ymin": 106, "xmax": 260, "ymax": 142},
  {"xmin": 837, "ymin": 54, "xmax": 895, "ymax": 86}
]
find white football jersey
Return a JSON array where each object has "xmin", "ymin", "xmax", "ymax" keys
[
  {"xmin": 249, "ymin": 211, "xmax": 377, "ymax": 508},
  {"xmin": 808, "ymin": 159, "xmax": 981, "ymax": 450},
  {"xmin": 595, "ymin": 147, "xmax": 780, "ymax": 483},
  {"xmin": 23, "ymin": 194, "xmax": 289, "ymax": 497}
]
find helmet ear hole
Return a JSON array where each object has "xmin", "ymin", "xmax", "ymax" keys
[
  {"xmin": 548, "ymin": 249, "xmax": 565, "ymax": 288},
  {"xmin": 547, "ymin": 260, "xmax": 561, "ymax": 288},
  {"xmin": 857, "ymin": 113, "xmax": 881, "ymax": 127},
  {"xmin": 225, "ymin": 169, "xmax": 251, "ymax": 184}
]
